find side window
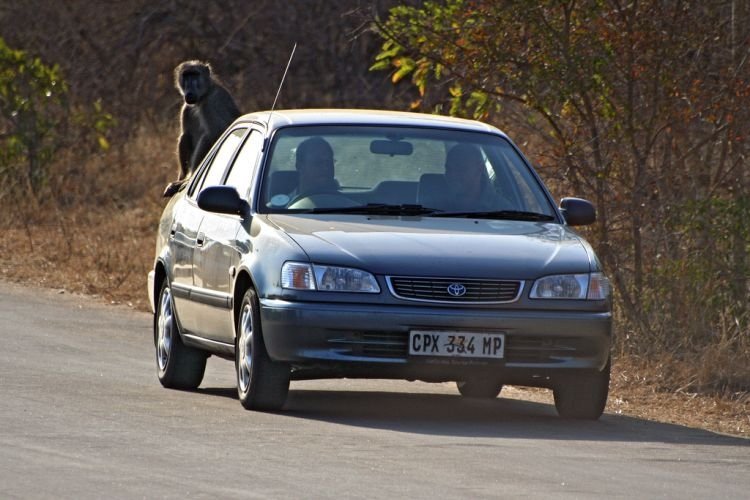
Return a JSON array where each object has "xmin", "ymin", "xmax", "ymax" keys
[
  {"xmin": 225, "ymin": 129, "xmax": 263, "ymax": 198},
  {"xmin": 190, "ymin": 128, "xmax": 247, "ymax": 198}
]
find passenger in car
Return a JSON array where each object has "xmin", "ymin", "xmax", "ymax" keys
[
  {"xmin": 444, "ymin": 143, "xmax": 500, "ymax": 211},
  {"xmin": 291, "ymin": 137, "xmax": 339, "ymax": 200}
]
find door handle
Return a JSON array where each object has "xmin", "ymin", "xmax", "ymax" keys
[{"xmin": 196, "ymin": 232, "xmax": 205, "ymax": 247}]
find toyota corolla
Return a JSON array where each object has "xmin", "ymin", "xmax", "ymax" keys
[{"xmin": 148, "ymin": 109, "xmax": 612, "ymax": 419}]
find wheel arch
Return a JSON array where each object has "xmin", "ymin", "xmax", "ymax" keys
[
  {"xmin": 153, "ymin": 260, "xmax": 168, "ymax": 302},
  {"xmin": 152, "ymin": 261, "xmax": 187, "ymax": 343},
  {"xmin": 233, "ymin": 270, "xmax": 258, "ymax": 335}
]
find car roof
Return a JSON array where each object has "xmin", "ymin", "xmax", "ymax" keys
[{"xmin": 235, "ymin": 108, "xmax": 507, "ymax": 137}]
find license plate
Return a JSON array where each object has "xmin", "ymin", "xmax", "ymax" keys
[{"xmin": 408, "ymin": 331, "xmax": 505, "ymax": 359}]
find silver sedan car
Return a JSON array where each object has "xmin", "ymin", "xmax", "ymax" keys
[{"xmin": 148, "ymin": 109, "xmax": 612, "ymax": 418}]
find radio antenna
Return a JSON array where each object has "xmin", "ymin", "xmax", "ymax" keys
[{"xmin": 267, "ymin": 42, "xmax": 297, "ymax": 125}]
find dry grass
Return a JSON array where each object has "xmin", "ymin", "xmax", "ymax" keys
[
  {"xmin": 1, "ymin": 125, "xmax": 747, "ymax": 438},
  {"xmin": 2, "ymin": 125, "xmax": 173, "ymax": 309},
  {"xmin": 3, "ymin": 208, "xmax": 156, "ymax": 309},
  {"xmin": 608, "ymin": 357, "xmax": 749, "ymax": 437}
]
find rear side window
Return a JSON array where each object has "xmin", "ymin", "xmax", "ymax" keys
[
  {"xmin": 189, "ymin": 128, "xmax": 247, "ymax": 198},
  {"xmin": 224, "ymin": 129, "xmax": 263, "ymax": 198}
]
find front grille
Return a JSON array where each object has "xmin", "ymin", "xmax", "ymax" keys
[{"xmin": 388, "ymin": 276, "xmax": 522, "ymax": 303}]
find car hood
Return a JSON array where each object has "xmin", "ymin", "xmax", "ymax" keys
[{"xmin": 265, "ymin": 214, "xmax": 594, "ymax": 279}]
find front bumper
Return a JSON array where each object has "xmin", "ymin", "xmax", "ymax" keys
[{"xmin": 259, "ymin": 298, "xmax": 612, "ymax": 379}]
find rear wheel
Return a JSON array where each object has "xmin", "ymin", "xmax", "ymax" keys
[
  {"xmin": 553, "ymin": 356, "xmax": 611, "ymax": 420},
  {"xmin": 154, "ymin": 280, "xmax": 207, "ymax": 389},
  {"xmin": 456, "ymin": 379, "xmax": 503, "ymax": 399},
  {"xmin": 236, "ymin": 288, "xmax": 290, "ymax": 411}
]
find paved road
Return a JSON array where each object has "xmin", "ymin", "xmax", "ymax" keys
[{"xmin": 1, "ymin": 282, "xmax": 748, "ymax": 499}]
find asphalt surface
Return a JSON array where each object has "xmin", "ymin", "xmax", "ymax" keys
[{"xmin": 1, "ymin": 281, "xmax": 748, "ymax": 499}]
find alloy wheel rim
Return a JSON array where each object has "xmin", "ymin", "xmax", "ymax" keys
[
  {"xmin": 237, "ymin": 303, "xmax": 253, "ymax": 393},
  {"xmin": 157, "ymin": 287, "xmax": 173, "ymax": 371}
]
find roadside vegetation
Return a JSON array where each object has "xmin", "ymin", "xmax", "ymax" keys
[{"xmin": 0, "ymin": 1, "xmax": 746, "ymax": 435}]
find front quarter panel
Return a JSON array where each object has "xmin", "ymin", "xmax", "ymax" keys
[{"xmin": 236, "ymin": 214, "xmax": 309, "ymax": 300}]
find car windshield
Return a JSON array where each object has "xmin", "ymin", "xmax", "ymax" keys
[{"xmin": 258, "ymin": 125, "xmax": 556, "ymax": 219}]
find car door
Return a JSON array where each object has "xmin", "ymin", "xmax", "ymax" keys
[{"xmin": 192, "ymin": 127, "xmax": 264, "ymax": 344}]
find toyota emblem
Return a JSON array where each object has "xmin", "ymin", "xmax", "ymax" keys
[{"xmin": 447, "ymin": 283, "xmax": 467, "ymax": 297}]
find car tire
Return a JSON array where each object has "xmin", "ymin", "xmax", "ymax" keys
[
  {"xmin": 154, "ymin": 280, "xmax": 207, "ymax": 389},
  {"xmin": 236, "ymin": 288, "xmax": 290, "ymax": 411},
  {"xmin": 553, "ymin": 356, "xmax": 611, "ymax": 420},
  {"xmin": 456, "ymin": 379, "xmax": 503, "ymax": 399}
]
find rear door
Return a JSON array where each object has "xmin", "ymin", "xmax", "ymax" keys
[
  {"xmin": 168, "ymin": 131, "xmax": 242, "ymax": 334},
  {"xmin": 168, "ymin": 194, "xmax": 203, "ymax": 333}
]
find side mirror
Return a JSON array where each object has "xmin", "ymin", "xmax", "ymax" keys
[
  {"xmin": 560, "ymin": 197, "xmax": 596, "ymax": 226},
  {"xmin": 197, "ymin": 186, "xmax": 250, "ymax": 218}
]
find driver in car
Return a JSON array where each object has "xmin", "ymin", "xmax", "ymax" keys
[
  {"xmin": 290, "ymin": 136, "xmax": 339, "ymax": 202},
  {"xmin": 443, "ymin": 143, "xmax": 503, "ymax": 211}
]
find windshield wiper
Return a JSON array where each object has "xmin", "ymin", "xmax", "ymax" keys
[
  {"xmin": 430, "ymin": 210, "xmax": 556, "ymax": 221},
  {"xmin": 294, "ymin": 203, "xmax": 441, "ymax": 216}
]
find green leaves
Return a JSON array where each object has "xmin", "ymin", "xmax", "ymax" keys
[
  {"xmin": 0, "ymin": 37, "xmax": 112, "ymax": 199},
  {"xmin": 391, "ymin": 56, "xmax": 416, "ymax": 84},
  {"xmin": 0, "ymin": 39, "xmax": 65, "ymax": 196}
]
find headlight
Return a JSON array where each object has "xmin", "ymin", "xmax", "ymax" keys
[
  {"xmin": 281, "ymin": 262, "xmax": 380, "ymax": 293},
  {"xmin": 530, "ymin": 272, "xmax": 610, "ymax": 300},
  {"xmin": 314, "ymin": 265, "xmax": 380, "ymax": 293}
]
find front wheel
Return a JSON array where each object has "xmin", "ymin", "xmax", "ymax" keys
[
  {"xmin": 154, "ymin": 280, "xmax": 207, "ymax": 389},
  {"xmin": 236, "ymin": 288, "xmax": 290, "ymax": 411},
  {"xmin": 553, "ymin": 356, "xmax": 611, "ymax": 420}
]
